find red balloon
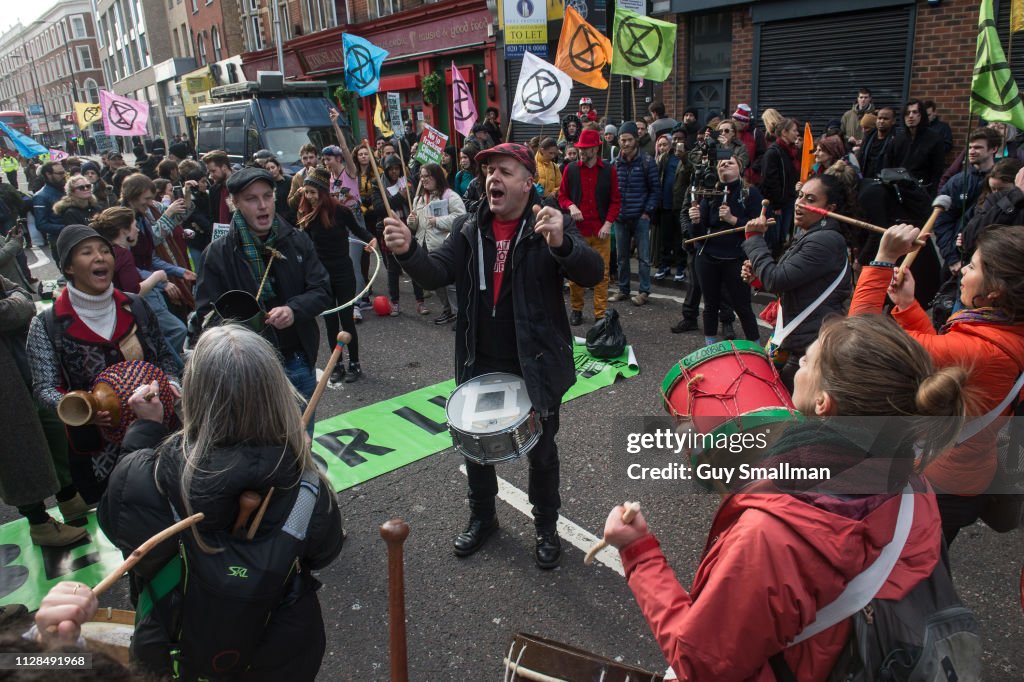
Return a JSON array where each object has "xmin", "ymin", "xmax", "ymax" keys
[{"xmin": 373, "ymin": 295, "xmax": 393, "ymax": 316}]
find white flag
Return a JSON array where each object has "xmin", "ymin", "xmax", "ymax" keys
[{"xmin": 511, "ymin": 52, "xmax": 573, "ymax": 125}]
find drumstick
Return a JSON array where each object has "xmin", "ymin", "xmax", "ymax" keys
[
  {"xmin": 301, "ymin": 331, "xmax": 352, "ymax": 428},
  {"xmin": 246, "ymin": 487, "xmax": 274, "ymax": 540},
  {"xmin": 381, "ymin": 519, "xmax": 410, "ymax": 682},
  {"xmin": 394, "ymin": 140, "xmax": 415, "ymax": 210},
  {"xmin": 800, "ymin": 204, "xmax": 927, "ymax": 244},
  {"xmin": 584, "ymin": 502, "xmax": 640, "ymax": 565},
  {"xmin": 895, "ymin": 194, "xmax": 950, "ymax": 285},
  {"xmin": 364, "ymin": 139, "xmax": 397, "ymax": 221},
  {"xmin": 233, "ymin": 491, "xmax": 262, "ymax": 537},
  {"xmin": 93, "ymin": 513, "xmax": 204, "ymax": 597},
  {"xmin": 684, "ymin": 221, "xmax": 777, "ymax": 246}
]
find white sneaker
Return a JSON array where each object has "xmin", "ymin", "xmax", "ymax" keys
[{"xmin": 353, "ymin": 306, "xmax": 362, "ymax": 322}]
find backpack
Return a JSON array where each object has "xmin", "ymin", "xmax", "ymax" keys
[
  {"xmin": 823, "ymin": 548, "xmax": 981, "ymax": 682},
  {"xmin": 961, "ymin": 187, "xmax": 1024, "ymax": 261},
  {"xmin": 141, "ymin": 468, "xmax": 321, "ymax": 680}
]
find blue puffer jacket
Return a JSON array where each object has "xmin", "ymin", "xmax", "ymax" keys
[
  {"xmin": 933, "ymin": 166, "xmax": 986, "ymax": 268},
  {"xmin": 616, "ymin": 151, "xmax": 660, "ymax": 220},
  {"xmin": 32, "ymin": 183, "xmax": 64, "ymax": 238}
]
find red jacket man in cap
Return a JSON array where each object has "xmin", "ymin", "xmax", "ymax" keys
[
  {"xmin": 383, "ymin": 143, "xmax": 604, "ymax": 569},
  {"xmin": 559, "ymin": 128, "xmax": 621, "ymax": 326}
]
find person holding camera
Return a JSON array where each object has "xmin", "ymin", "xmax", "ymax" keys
[{"xmin": 686, "ymin": 155, "xmax": 763, "ymax": 346}]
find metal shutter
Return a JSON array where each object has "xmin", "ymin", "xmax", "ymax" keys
[
  {"xmin": 503, "ymin": 55, "xmax": 654, "ymax": 143},
  {"xmin": 755, "ymin": 5, "xmax": 913, "ymax": 134}
]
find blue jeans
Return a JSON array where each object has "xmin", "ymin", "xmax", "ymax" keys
[
  {"xmin": 615, "ymin": 217, "xmax": 651, "ymax": 295},
  {"xmin": 143, "ymin": 288, "xmax": 185, "ymax": 371},
  {"xmin": 283, "ymin": 351, "xmax": 317, "ymax": 437}
]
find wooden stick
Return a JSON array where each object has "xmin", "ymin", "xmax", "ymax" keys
[
  {"xmin": 364, "ymin": 138, "xmax": 397, "ymax": 221},
  {"xmin": 800, "ymin": 204, "xmax": 927, "ymax": 244},
  {"xmin": 584, "ymin": 502, "xmax": 640, "ymax": 565},
  {"xmin": 381, "ymin": 519, "xmax": 410, "ymax": 682},
  {"xmin": 895, "ymin": 202, "xmax": 946, "ymax": 284},
  {"xmin": 505, "ymin": 121, "xmax": 513, "ymax": 144},
  {"xmin": 93, "ymin": 513, "xmax": 204, "ymax": 596},
  {"xmin": 301, "ymin": 332, "xmax": 351, "ymax": 428},
  {"xmin": 246, "ymin": 487, "xmax": 274, "ymax": 541},
  {"xmin": 684, "ymin": 221, "xmax": 776, "ymax": 246},
  {"xmin": 254, "ymin": 247, "xmax": 282, "ymax": 302},
  {"xmin": 233, "ymin": 491, "xmax": 261, "ymax": 537},
  {"xmin": 395, "ymin": 137, "xmax": 414, "ymax": 210}
]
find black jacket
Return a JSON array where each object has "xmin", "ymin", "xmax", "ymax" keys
[
  {"xmin": 195, "ymin": 217, "xmax": 332, "ymax": 365},
  {"xmin": 759, "ymin": 142, "xmax": 798, "ymax": 209},
  {"xmin": 892, "ymin": 127, "xmax": 946, "ymax": 195},
  {"xmin": 691, "ymin": 180, "xmax": 764, "ymax": 260},
  {"xmin": 98, "ymin": 419, "xmax": 343, "ymax": 680},
  {"xmin": 396, "ymin": 195, "xmax": 604, "ymax": 413},
  {"xmin": 742, "ymin": 218, "xmax": 851, "ymax": 353}
]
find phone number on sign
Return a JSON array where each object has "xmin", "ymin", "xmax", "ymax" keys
[{"xmin": 0, "ymin": 654, "xmax": 92, "ymax": 669}]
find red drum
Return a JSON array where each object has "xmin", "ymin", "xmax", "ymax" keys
[
  {"xmin": 661, "ymin": 341, "xmax": 801, "ymax": 491},
  {"xmin": 57, "ymin": 361, "xmax": 176, "ymax": 444}
]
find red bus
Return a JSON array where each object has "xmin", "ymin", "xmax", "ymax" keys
[{"xmin": 0, "ymin": 111, "xmax": 31, "ymax": 137}]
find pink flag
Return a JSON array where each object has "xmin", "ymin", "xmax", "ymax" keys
[
  {"xmin": 48, "ymin": 148, "xmax": 68, "ymax": 161},
  {"xmin": 99, "ymin": 89, "xmax": 149, "ymax": 137},
  {"xmin": 450, "ymin": 62, "xmax": 478, "ymax": 139}
]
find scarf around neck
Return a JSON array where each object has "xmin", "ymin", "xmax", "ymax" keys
[
  {"xmin": 940, "ymin": 306, "xmax": 1013, "ymax": 335},
  {"xmin": 233, "ymin": 210, "xmax": 281, "ymax": 303}
]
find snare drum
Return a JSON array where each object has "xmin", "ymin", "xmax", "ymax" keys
[{"xmin": 446, "ymin": 373, "xmax": 541, "ymax": 465}]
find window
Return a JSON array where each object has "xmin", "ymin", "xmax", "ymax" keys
[
  {"xmin": 183, "ymin": 24, "xmax": 193, "ymax": 56},
  {"xmin": 172, "ymin": 28, "xmax": 180, "ymax": 58},
  {"xmin": 224, "ymin": 115, "xmax": 245, "ymax": 155},
  {"xmin": 72, "ymin": 16, "xmax": 87, "ymax": 38},
  {"xmin": 249, "ymin": 0, "xmax": 259, "ymax": 9},
  {"xmin": 84, "ymin": 78, "xmax": 98, "ymax": 102},
  {"xmin": 139, "ymin": 34, "xmax": 150, "ymax": 68},
  {"xmin": 249, "ymin": 16, "xmax": 264, "ymax": 50},
  {"xmin": 280, "ymin": 2, "xmax": 291, "ymax": 39},
  {"xmin": 212, "ymin": 26, "xmax": 222, "ymax": 62},
  {"xmin": 77, "ymin": 46, "xmax": 94, "ymax": 70},
  {"xmin": 196, "ymin": 32, "xmax": 207, "ymax": 66},
  {"xmin": 191, "ymin": 0, "xmax": 198, "ymax": 12}
]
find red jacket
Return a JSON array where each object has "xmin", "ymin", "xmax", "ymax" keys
[
  {"xmin": 620, "ymin": 480, "xmax": 941, "ymax": 681},
  {"xmin": 850, "ymin": 265, "xmax": 1024, "ymax": 493}
]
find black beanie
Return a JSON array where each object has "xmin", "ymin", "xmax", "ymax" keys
[{"xmin": 56, "ymin": 224, "xmax": 112, "ymax": 272}]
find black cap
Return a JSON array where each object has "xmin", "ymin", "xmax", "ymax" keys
[
  {"xmin": 225, "ymin": 166, "xmax": 275, "ymax": 195},
  {"xmin": 56, "ymin": 224, "xmax": 112, "ymax": 273}
]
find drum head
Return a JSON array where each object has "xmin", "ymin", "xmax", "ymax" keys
[
  {"xmin": 661, "ymin": 340, "xmax": 769, "ymax": 417},
  {"xmin": 447, "ymin": 373, "xmax": 532, "ymax": 434}
]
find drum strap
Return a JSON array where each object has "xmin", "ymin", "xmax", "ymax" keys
[
  {"xmin": 770, "ymin": 260, "xmax": 849, "ymax": 348},
  {"xmin": 956, "ymin": 371, "xmax": 1024, "ymax": 445},
  {"xmin": 789, "ymin": 484, "xmax": 914, "ymax": 645}
]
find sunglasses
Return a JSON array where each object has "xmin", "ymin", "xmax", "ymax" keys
[{"xmin": 73, "ymin": 183, "xmax": 92, "ymax": 190}]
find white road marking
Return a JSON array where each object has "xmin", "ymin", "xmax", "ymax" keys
[
  {"xmin": 644, "ymin": 291, "xmax": 773, "ymax": 330},
  {"xmin": 459, "ymin": 464, "xmax": 625, "ymax": 576},
  {"xmin": 28, "ymin": 247, "xmax": 50, "ymax": 269}
]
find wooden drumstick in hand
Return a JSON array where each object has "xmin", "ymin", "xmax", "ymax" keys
[
  {"xmin": 364, "ymin": 139, "xmax": 397, "ymax": 221},
  {"xmin": 302, "ymin": 331, "xmax": 352, "ymax": 428},
  {"xmin": 584, "ymin": 501, "xmax": 640, "ymax": 565},
  {"xmin": 895, "ymin": 194, "xmax": 950, "ymax": 285}
]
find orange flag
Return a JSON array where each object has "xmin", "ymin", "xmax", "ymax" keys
[
  {"xmin": 799, "ymin": 122, "xmax": 816, "ymax": 182},
  {"xmin": 555, "ymin": 6, "xmax": 613, "ymax": 89}
]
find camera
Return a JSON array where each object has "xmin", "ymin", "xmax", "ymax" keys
[{"xmin": 172, "ymin": 185, "xmax": 184, "ymax": 201}]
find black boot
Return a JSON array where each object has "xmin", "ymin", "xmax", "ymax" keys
[
  {"xmin": 344, "ymin": 362, "xmax": 362, "ymax": 383},
  {"xmin": 328, "ymin": 364, "xmax": 346, "ymax": 386},
  {"xmin": 453, "ymin": 516, "xmax": 499, "ymax": 557},
  {"xmin": 535, "ymin": 529, "xmax": 561, "ymax": 569}
]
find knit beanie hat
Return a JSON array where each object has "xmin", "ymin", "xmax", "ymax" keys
[
  {"xmin": 618, "ymin": 121, "xmax": 639, "ymax": 138},
  {"xmin": 303, "ymin": 167, "xmax": 331, "ymax": 192},
  {"xmin": 860, "ymin": 113, "xmax": 878, "ymax": 129},
  {"xmin": 604, "ymin": 124, "xmax": 618, "ymax": 135},
  {"xmin": 80, "ymin": 161, "xmax": 101, "ymax": 175}
]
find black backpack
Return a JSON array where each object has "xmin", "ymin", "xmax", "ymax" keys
[
  {"xmin": 772, "ymin": 548, "xmax": 981, "ymax": 682},
  {"xmin": 960, "ymin": 187, "xmax": 1024, "ymax": 262},
  {"xmin": 146, "ymin": 468, "xmax": 321, "ymax": 680}
]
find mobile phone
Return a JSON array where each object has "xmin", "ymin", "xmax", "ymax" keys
[{"xmin": 172, "ymin": 185, "xmax": 184, "ymax": 200}]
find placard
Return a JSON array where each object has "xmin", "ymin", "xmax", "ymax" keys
[{"xmin": 414, "ymin": 124, "xmax": 449, "ymax": 165}]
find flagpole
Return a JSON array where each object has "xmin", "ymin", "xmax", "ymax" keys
[
  {"xmin": 604, "ymin": 75, "xmax": 613, "ymax": 123},
  {"xmin": 631, "ymin": 81, "xmax": 637, "ymax": 122}
]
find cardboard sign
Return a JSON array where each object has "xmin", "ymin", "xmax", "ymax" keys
[
  {"xmin": 414, "ymin": 124, "xmax": 449, "ymax": 165},
  {"xmin": 386, "ymin": 92, "xmax": 404, "ymax": 137}
]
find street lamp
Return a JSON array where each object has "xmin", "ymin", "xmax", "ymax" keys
[{"xmin": 9, "ymin": 46, "xmax": 48, "ymax": 142}]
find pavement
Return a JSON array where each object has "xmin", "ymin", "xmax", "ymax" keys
[{"xmin": 4, "ymin": 227, "xmax": 1022, "ymax": 680}]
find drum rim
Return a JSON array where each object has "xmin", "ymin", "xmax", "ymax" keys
[{"xmin": 445, "ymin": 371, "xmax": 531, "ymax": 434}]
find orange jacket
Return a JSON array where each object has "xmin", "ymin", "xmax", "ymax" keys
[
  {"xmin": 849, "ymin": 265, "xmax": 1024, "ymax": 493},
  {"xmin": 621, "ymin": 480, "xmax": 941, "ymax": 681}
]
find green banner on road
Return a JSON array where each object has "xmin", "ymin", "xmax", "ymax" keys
[{"xmin": 0, "ymin": 341, "xmax": 638, "ymax": 610}]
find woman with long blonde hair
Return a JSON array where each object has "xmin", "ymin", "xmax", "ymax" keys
[{"xmin": 98, "ymin": 324, "xmax": 344, "ymax": 680}]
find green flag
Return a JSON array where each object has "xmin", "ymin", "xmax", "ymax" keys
[
  {"xmin": 611, "ymin": 9, "xmax": 676, "ymax": 82},
  {"xmin": 971, "ymin": 0, "xmax": 1024, "ymax": 129}
]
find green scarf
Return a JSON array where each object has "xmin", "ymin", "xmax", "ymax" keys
[{"xmin": 233, "ymin": 210, "xmax": 280, "ymax": 303}]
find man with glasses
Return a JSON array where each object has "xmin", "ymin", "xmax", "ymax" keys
[{"xmin": 33, "ymin": 162, "xmax": 67, "ymax": 261}]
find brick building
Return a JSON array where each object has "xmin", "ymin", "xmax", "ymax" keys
[
  {"xmin": 240, "ymin": 0, "xmax": 499, "ymax": 146},
  {"xmin": 657, "ymin": 0, "xmax": 1012, "ymax": 155},
  {"xmin": 0, "ymin": 0, "xmax": 105, "ymax": 148}
]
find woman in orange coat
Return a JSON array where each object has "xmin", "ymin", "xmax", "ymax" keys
[{"xmin": 849, "ymin": 223, "xmax": 1024, "ymax": 542}]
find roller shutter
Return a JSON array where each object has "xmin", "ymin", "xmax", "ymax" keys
[{"xmin": 755, "ymin": 5, "xmax": 913, "ymax": 133}]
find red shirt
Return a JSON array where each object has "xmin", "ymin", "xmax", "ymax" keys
[
  {"xmin": 112, "ymin": 244, "xmax": 142, "ymax": 294},
  {"xmin": 558, "ymin": 160, "xmax": 622, "ymax": 237},
  {"xmin": 491, "ymin": 217, "xmax": 518, "ymax": 306}
]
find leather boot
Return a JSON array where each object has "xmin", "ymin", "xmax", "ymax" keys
[
  {"xmin": 29, "ymin": 518, "xmax": 88, "ymax": 547},
  {"xmin": 453, "ymin": 516, "xmax": 499, "ymax": 557},
  {"xmin": 58, "ymin": 493, "xmax": 92, "ymax": 523},
  {"xmin": 535, "ymin": 529, "xmax": 561, "ymax": 569}
]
